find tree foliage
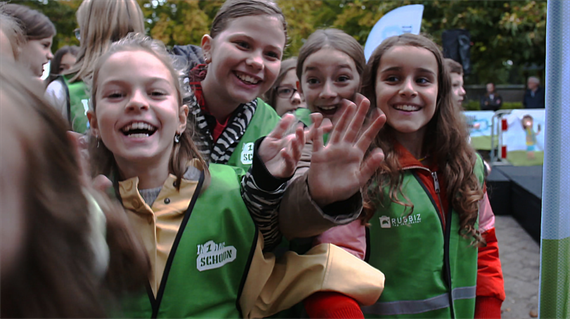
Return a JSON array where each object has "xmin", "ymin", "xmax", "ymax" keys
[{"xmin": 21, "ymin": 0, "xmax": 545, "ymax": 85}]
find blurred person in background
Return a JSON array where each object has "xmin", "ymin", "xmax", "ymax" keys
[
  {"xmin": 264, "ymin": 57, "xmax": 306, "ymax": 116},
  {"xmin": 523, "ymin": 76, "xmax": 545, "ymax": 109},
  {"xmin": 3, "ymin": 3, "xmax": 55, "ymax": 77},
  {"xmin": 45, "ymin": 0, "xmax": 145, "ymax": 133},
  {"xmin": 47, "ymin": 45, "xmax": 79, "ymax": 84},
  {"xmin": 480, "ymin": 81, "xmax": 502, "ymax": 111}
]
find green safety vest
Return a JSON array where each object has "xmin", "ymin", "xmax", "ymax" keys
[
  {"xmin": 115, "ymin": 164, "xmax": 257, "ymax": 318},
  {"xmin": 362, "ymin": 157, "xmax": 485, "ymax": 318},
  {"xmin": 225, "ymin": 98, "xmax": 281, "ymax": 172},
  {"xmin": 59, "ymin": 75, "xmax": 90, "ymax": 133}
]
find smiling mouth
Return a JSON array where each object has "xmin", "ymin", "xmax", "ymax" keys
[
  {"xmin": 393, "ymin": 104, "xmax": 421, "ymax": 112},
  {"xmin": 235, "ymin": 71, "xmax": 261, "ymax": 85},
  {"xmin": 121, "ymin": 121, "xmax": 157, "ymax": 137},
  {"xmin": 317, "ymin": 105, "xmax": 339, "ymax": 115}
]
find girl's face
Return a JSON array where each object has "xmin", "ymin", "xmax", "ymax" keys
[
  {"xmin": 375, "ymin": 45, "xmax": 438, "ymax": 138},
  {"xmin": 274, "ymin": 69, "xmax": 305, "ymax": 116},
  {"xmin": 59, "ymin": 53, "xmax": 77, "ymax": 73},
  {"xmin": 91, "ymin": 50, "xmax": 187, "ymax": 170},
  {"xmin": 300, "ymin": 48, "xmax": 360, "ymax": 123},
  {"xmin": 202, "ymin": 15, "xmax": 285, "ymax": 107},
  {"xmin": 19, "ymin": 36, "xmax": 53, "ymax": 77}
]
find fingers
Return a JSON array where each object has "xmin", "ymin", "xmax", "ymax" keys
[
  {"xmin": 305, "ymin": 113, "xmax": 323, "ymax": 142},
  {"xmin": 269, "ymin": 113, "xmax": 297, "ymax": 139},
  {"xmin": 329, "ymin": 100, "xmax": 356, "ymax": 144},
  {"xmin": 312, "ymin": 126, "xmax": 324, "ymax": 153},
  {"xmin": 356, "ymin": 112, "xmax": 386, "ymax": 152},
  {"xmin": 358, "ymin": 149, "xmax": 385, "ymax": 186},
  {"xmin": 93, "ymin": 175, "xmax": 113, "ymax": 193},
  {"xmin": 342, "ymin": 96, "xmax": 370, "ymax": 143}
]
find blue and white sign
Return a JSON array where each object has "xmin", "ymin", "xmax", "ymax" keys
[{"xmin": 363, "ymin": 4, "xmax": 424, "ymax": 62}]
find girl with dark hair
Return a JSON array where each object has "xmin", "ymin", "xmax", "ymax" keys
[
  {"xmin": 0, "ymin": 60, "xmax": 148, "ymax": 318},
  {"xmin": 3, "ymin": 2, "xmax": 55, "ymax": 77},
  {"xmin": 48, "ymin": 45, "xmax": 79, "ymax": 84},
  {"xmin": 358, "ymin": 33, "xmax": 505, "ymax": 318}
]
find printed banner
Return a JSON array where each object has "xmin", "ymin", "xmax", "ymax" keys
[{"xmin": 363, "ymin": 4, "xmax": 424, "ymax": 62}]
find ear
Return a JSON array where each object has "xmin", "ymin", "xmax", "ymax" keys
[
  {"xmin": 178, "ymin": 104, "xmax": 189, "ymax": 134},
  {"xmin": 87, "ymin": 110, "xmax": 99, "ymax": 137},
  {"xmin": 201, "ymin": 35, "xmax": 213, "ymax": 62}
]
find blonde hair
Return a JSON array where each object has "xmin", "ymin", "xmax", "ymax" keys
[
  {"xmin": 67, "ymin": 0, "xmax": 145, "ymax": 83},
  {"xmin": 362, "ymin": 34, "xmax": 484, "ymax": 244},
  {"xmin": 89, "ymin": 33, "xmax": 205, "ymax": 188}
]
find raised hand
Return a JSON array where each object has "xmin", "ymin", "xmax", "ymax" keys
[
  {"xmin": 307, "ymin": 94, "xmax": 386, "ymax": 207},
  {"xmin": 67, "ymin": 131, "xmax": 112, "ymax": 192},
  {"xmin": 258, "ymin": 114, "xmax": 306, "ymax": 179}
]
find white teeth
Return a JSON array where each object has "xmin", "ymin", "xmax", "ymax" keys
[
  {"xmin": 122, "ymin": 122, "xmax": 156, "ymax": 132},
  {"xmin": 319, "ymin": 105, "xmax": 337, "ymax": 111},
  {"xmin": 395, "ymin": 105, "xmax": 420, "ymax": 111},
  {"xmin": 236, "ymin": 72, "xmax": 260, "ymax": 84},
  {"xmin": 129, "ymin": 133, "xmax": 150, "ymax": 138}
]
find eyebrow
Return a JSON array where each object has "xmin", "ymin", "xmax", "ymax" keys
[
  {"xmin": 101, "ymin": 77, "xmax": 172, "ymax": 87},
  {"xmin": 304, "ymin": 64, "xmax": 354, "ymax": 73},
  {"xmin": 380, "ymin": 66, "xmax": 436, "ymax": 76}
]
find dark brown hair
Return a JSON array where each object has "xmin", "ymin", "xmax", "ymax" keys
[
  {"xmin": 264, "ymin": 57, "xmax": 297, "ymax": 108},
  {"xmin": 48, "ymin": 45, "xmax": 79, "ymax": 83},
  {"xmin": 210, "ymin": 0, "xmax": 287, "ymax": 44},
  {"xmin": 3, "ymin": 3, "xmax": 55, "ymax": 40},
  {"xmin": 297, "ymin": 28, "xmax": 366, "ymax": 85},
  {"xmin": 361, "ymin": 34, "xmax": 484, "ymax": 244},
  {"xmin": 0, "ymin": 60, "xmax": 148, "ymax": 317}
]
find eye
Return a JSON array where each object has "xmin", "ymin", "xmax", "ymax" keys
[
  {"xmin": 306, "ymin": 78, "xmax": 320, "ymax": 85},
  {"xmin": 277, "ymin": 87, "xmax": 293, "ymax": 95},
  {"xmin": 266, "ymin": 50, "xmax": 280, "ymax": 59},
  {"xmin": 106, "ymin": 91, "xmax": 124, "ymax": 99},
  {"xmin": 149, "ymin": 90, "xmax": 167, "ymax": 98},
  {"xmin": 385, "ymin": 75, "xmax": 399, "ymax": 82},
  {"xmin": 337, "ymin": 75, "xmax": 350, "ymax": 82},
  {"xmin": 236, "ymin": 41, "xmax": 250, "ymax": 50},
  {"xmin": 416, "ymin": 77, "xmax": 430, "ymax": 84}
]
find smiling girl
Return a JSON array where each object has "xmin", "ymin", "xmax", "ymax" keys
[
  {"xmin": 87, "ymin": 33, "xmax": 384, "ymax": 318},
  {"xmin": 359, "ymin": 34, "xmax": 505, "ymax": 318}
]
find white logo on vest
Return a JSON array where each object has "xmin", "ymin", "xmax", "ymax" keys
[
  {"xmin": 240, "ymin": 142, "xmax": 254, "ymax": 165},
  {"xmin": 379, "ymin": 214, "xmax": 422, "ymax": 228},
  {"xmin": 196, "ymin": 240, "xmax": 237, "ymax": 272}
]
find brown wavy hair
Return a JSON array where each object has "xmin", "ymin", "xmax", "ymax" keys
[
  {"xmin": 0, "ymin": 60, "xmax": 148, "ymax": 317},
  {"xmin": 361, "ymin": 34, "xmax": 484, "ymax": 244},
  {"xmin": 264, "ymin": 57, "xmax": 297, "ymax": 108},
  {"xmin": 89, "ymin": 33, "xmax": 205, "ymax": 188}
]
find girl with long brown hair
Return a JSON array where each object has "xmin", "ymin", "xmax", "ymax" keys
[
  {"xmin": 0, "ymin": 59, "xmax": 148, "ymax": 318},
  {"xmin": 359, "ymin": 33, "xmax": 505, "ymax": 318}
]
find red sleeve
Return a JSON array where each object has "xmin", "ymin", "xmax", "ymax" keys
[{"xmin": 475, "ymin": 228, "xmax": 505, "ymax": 318}]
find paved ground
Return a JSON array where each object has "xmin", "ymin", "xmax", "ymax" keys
[{"xmin": 495, "ymin": 215, "xmax": 540, "ymax": 318}]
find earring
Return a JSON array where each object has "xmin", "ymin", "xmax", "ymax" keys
[
  {"xmin": 96, "ymin": 134, "xmax": 100, "ymax": 148},
  {"xmin": 204, "ymin": 55, "xmax": 211, "ymax": 64},
  {"xmin": 174, "ymin": 133, "xmax": 181, "ymax": 143}
]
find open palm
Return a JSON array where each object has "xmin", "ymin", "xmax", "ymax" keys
[{"xmin": 308, "ymin": 94, "xmax": 386, "ymax": 207}]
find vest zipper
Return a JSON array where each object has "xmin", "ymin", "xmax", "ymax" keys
[
  {"xmin": 407, "ymin": 167, "xmax": 455, "ymax": 318},
  {"xmin": 431, "ymin": 171, "xmax": 455, "ymax": 319}
]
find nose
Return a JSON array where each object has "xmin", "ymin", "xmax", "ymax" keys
[
  {"xmin": 319, "ymin": 80, "xmax": 336, "ymax": 99},
  {"xmin": 291, "ymin": 90, "xmax": 302, "ymax": 105},
  {"xmin": 246, "ymin": 51, "xmax": 264, "ymax": 71},
  {"xmin": 126, "ymin": 90, "xmax": 149, "ymax": 111},
  {"xmin": 399, "ymin": 77, "xmax": 417, "ymax": 97},
  {"xmin": 47, "ymin": 51, "xmax": 54, "ymax": 60},
  {"xmin": 459, "ymin": 86, "xmax": 466, "ymax": 97}
]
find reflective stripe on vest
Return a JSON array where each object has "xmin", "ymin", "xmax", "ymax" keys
[{"xmin": 362, "ymin": 286, "xmax": 476, "ymax": 316}]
